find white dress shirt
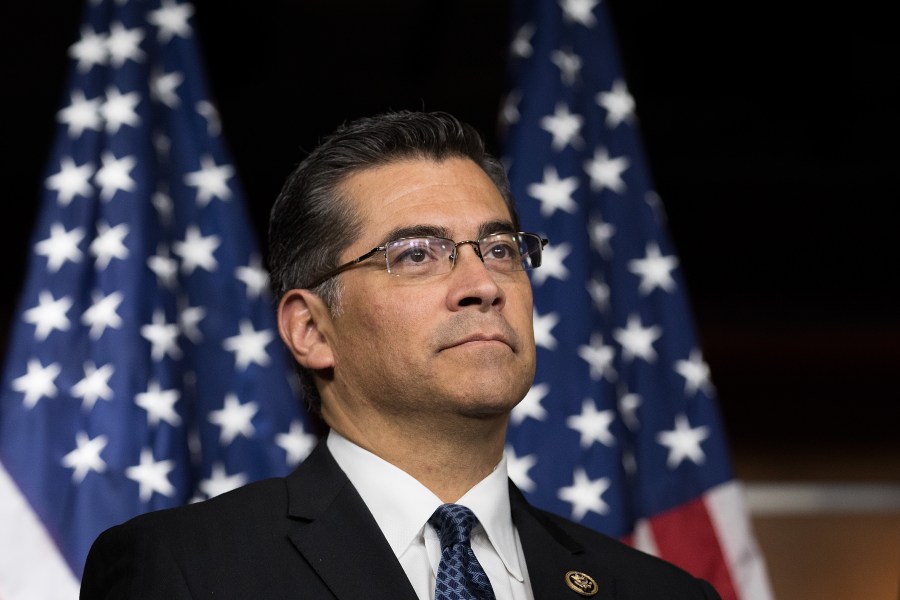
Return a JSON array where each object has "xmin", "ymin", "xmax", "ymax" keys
[{"xmin": 327, "ymin": 431, "xmax": 534, "ymax": 600}]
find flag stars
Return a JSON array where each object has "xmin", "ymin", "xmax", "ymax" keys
[
  {"xmin": 12, "ymin": 359, "xmax": 61, "ymax": 409},
  {"xmin": 559, "ymin": 0, "xmax": 600, "ymax": 27},
  {"xmin": 567, "ymin": 398, "xmax": 616, "ymax": 448},
  {"xmin": 584, "ymin": 147, "xmax": 629, "ymax": 194},
  {"xmin": 141, "ymin": 310, "xmax": 183, "ymax": 361},
  {"xmin": 68, "ymin": 26, "xmax": 107, "ymax": 72},
  {"xmin": 57, "ymin": 90, "xmax": 102, "ymax": 137},
  {"xmin": 577, "ymin": 333, "xmax": 617, "ymax": 381},
  {"xmin": 505, "ymin": 445, "xmax": 538, "ymax": 493},
  {"xmin": 147, "ymin": 244, "xmax": 179, "ymax": 288},
  {"xmin": 94, "ymin": 151, "xmax": 137, "ymax": 201},
  {"xmin": 527, "ymin": 166, "xmax": 579, "ymax": 217},
  {"xmin": 656, "ymin": 414, "xmax": 710, "ymax": 469},
  {"xmin": 614, "ymin": 314, "xmax": 662, "ymax": 363},
  {"xmin": 618, "ymin": 390, "xmax": 642, "ymax": 431},
  {"xmin": 209, "ymin": 393, "xmax": 258, "ymax": 445},
  {"xmin": 597, "ymin": 79, "xmax": 635, "ymax": 128},
  {"xmin": 675, "ymin": 349, "xmax": 713, "ymax": 396},
  {"xmin": 235, "ymin": 254, "xmax": 270, "ymax": 300},
  {"xmin": 540, "ymin": 103, "xmax": 584, "ymax": 151},
  {"xmin": 61, "ymin": 432, "xmax": 108, "ymax": 483},
  {"xmin": 90, "ymin": 221, "xmax": 130, "ymax": 269},
  {"xmin": 35, "ymin": 223, "xmax": 85, "ymax": 272},
  {"xmin": 150, "ymin": 69, "xmax": 184, "ymax": 108},
  {"xmin": 533, "ymin": 308, "xmax": 559, "ymax": 350},
  {"xmin": 184, "ymin": 155, "xmax": 234, "ymax": 206},
  {"xmin": 275, "ymin": 420, "xmax": 317, "ymax": 467},
  {"xmin": 148, "ymin": 0, "xmax": 195, "ymax": 43},
  {"xmin": 588, "ymin": 215, "xmax": 615, "ymax": 259},
  {"xmin": 46, "ymin": 157, "xmax": 94, "ymax": 205},
  {"xmin": 586, "ymin": 279, "xmax": 610, "ymax": 312},
  {"xmin": 195, "ymin": 100, "xmax": 221, "ymax": 136},
  {"xmin": 223, "ymin": 320, "xmax": 274, "ymax": 370},
  {"xmin": 177, "ymin": 303, "xmax": 206, "ymax": 343},
  {"xmin": 100, "ymin": 86, "xmax": 141, "ymax": 134},
  {"xmin": 71, "ymin": 361, "xmax": 115, "ymax": 411},
  {"xmin": 82, "ymin": 290, "xmax": 124, "ymax": 339},
  {"xmin": 530, "ymin": 241, "xmax": 570, "ymax": 286},
  {"xmin": 105, "ymin": 21, "xmax": 146, "ymax": 67},
  {"xmin": 172, "ymin": 225, "xmax": 220, "ymax": 274},
  {"xmin": 628, "ymin": 242, "xmax": 679, "ymax": 295},
  {"xmin": 558, "ymin": 468, "xmax": 610, "ymax": 521},
  {"xmin": 550, "ymin": 48, "xmax": 582, "ymax": 85},
  {"xmin": 23, "ymin": 291, "xmax": 72, "ymax": 340},
  {"xmin": 510, "ymin": 22, "xmax": 534, "ymax": 58},
  {"xmin": 511, "ymin": 382, "xmax": 550, "ymax": 425},
  {"xmin": 135, "ymin": 380, "xmax": 181, "ymax": 427},
  {"xmin": 126, "ymin": 448, "xmax": 176, "ymax": 502},
  {"xmin": 199, "ymin": 463, "xmax": 247, "ymax": 499}
]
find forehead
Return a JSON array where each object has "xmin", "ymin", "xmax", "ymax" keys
[{"xmin": 338, "ymin": 157, "xmax": 512, "ymax": 244}]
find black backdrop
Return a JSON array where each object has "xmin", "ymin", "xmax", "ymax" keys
[{"xmin": 3, "ymin": 1, "xmax": 898, "ymax": 453}]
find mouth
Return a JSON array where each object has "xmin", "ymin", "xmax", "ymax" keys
[{"xmin": 441, "ymin": 332, "xmax": 514, "ymax": 352}]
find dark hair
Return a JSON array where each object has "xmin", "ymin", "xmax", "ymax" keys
[{"xmin": 267, "ymin": 110, "xmax": 519, "ymax": 413}]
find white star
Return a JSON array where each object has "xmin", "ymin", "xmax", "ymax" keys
[
  {"xmin": 23, "ymin": 291, "xmax": 72, "ymax": 340},
  {"xmin": 199, "ymin": 463, "xmax": 247, "ymax": 499},
  {"xmin": 618, "ymin": 391, "xmax": 642, "ymax": 431},
  {"xmin": 71, "ymin": 361, "xmax": 115, "ymax": 411},
  {"xmin": 152, "ymin": 189, "xmax": 175, "ymax": 226},
  {"xmin": 68, "ymin": 26, "xmax": 107, "ymax": 73},
  {"xmin": 209, "ymin": 393, "xmax": 258, "ymax": 445},
  {"xmin": 135, "ymin": 379, "xmax": 181, "ymax": 427},
  {"xmin": 500, "ymin": 89, "xmax": 521, "ymax": 128},
  {"xmin": 628, "ymin": 242, "xmax": 678, "ymax": 295},
  {"xmin": 558, "ymin": 467, "xmax": 610, "ymax": 521},
  {"xmin": 235, "ymin": 254, "xmax": 269, "ymax": 300},
  {"xmin": 275, "ymin": 420, "xmax": 317, "ymax": 467},
  {"xmin": 94, "ymin": 151, "xmax": 137, "ymax": 201},
  {"xmin": 150, "ymin": 68, "xmax": 183, "ymax": 108},
  {"xmin": 588, "ymin": 215, "xmax": 615, "ymax": 259},
  {"xmin": 532, "ymin": 308, "xmax": 559, "ymax": 350},
  {"xmin": 587, "ymin": 279, "xmax": 610, "ymax": 312},
  {"xmin": 597, "ymin": 79, "xmax": 635, "ymax": 127},
  {"xmin": 147, "ymin": 244, "xmax": 178, "ymax": 288},
  {"xmin": 12, "ymin": 359, "xmax": 61, "ymax": 409},
  {"xmin": 510, "ymin": 22, "xmax": 534, "ymax": 58},
  {"xmin": 81, "ymin": 290, "xmax": 124, "ymax": 339},
  {"xmin": 577, "ymin": 333, "xmax": 617, "ymax": 381},
  {"xmin": 140, "ymin": 310, "xmax": 182, "ymax": 361},
  {"xmin": 674, "ymin": 349, "xmax": 714, "ymax": 396},
  {"xmin": 567, "ymin": 398, "xmax": 616, "ymax": 449},
  {"xmin": 613, "ymin": 313, "xmax": 662, "ymax": 363},
  {"xmin": 540, "ymin": 103, "xmax": 583, "ymax": 151},
  {"xmin": 45, "ymin": 157, "xmax": 94, "ymax": 205},
  {"xmin": 222, "ymin": 320, "xmax": 274, "ymax": 370},
  {"xmin": 656, "ymin": 414, "xmax": 710, "ymax": 469},
  {"xmin": 178, "ymin": 303, "xmax": 206, "ymax": 343},
  {"xmin": 100, "ymin": 86, "xmax": 141, "ymax": 134},
  {"xmin": 105, "ymin": 21, "xmax": 146, "ymax": 67},
  {"xmin": 34, "ymin": 222, "xmax": 84, "ymax": 272},
  {"xmin": 61, "ymin": 432, "xmax": 108, "ymax": 483},
  {"xmin": 559, "ymin": 0, "xmax": 599, "ymax": 27},
  {"xmin": 183, "ymin": 155, "xmax": 234, "ymax": 206},
  {"xmin": 527, "ymin": 166, "xmax": 579, "ymax": 217},
  {"xmin": 172, "ymin": 225, "xmax": 220, "ymax": 274},
  {"xmin": 57, "ymin": 90, "xmax": 102, "ymax": 137},
  {"xmin": 505, "ymin": 445, "xmax": 538, "ymax": 493},
  {"xmin": 147, "ymin": 0, "xmax": 194, "ymax": 42},
  {"xmin": 550, "ymin": 48, "xmax": 582, "ymax": 85},
  {"xmin": 529, "ymin": 241, "xmax": 570, "ymax": 286},
  {"xmin": 584, "ymin": 147, "xmax": 629, "ymax": 194},
  {"xmin": 90, "ymin": 221, "xmax": 130, "ymax": 269},
  {"xmin": 196, "ymin": 100, "xmax": 221, "ymax": 136},
  {"xmin": 125, "ymin": 448, "xmax": 176, "ymax": 502},
  {"xmin": 511, "ymin": 382, "xmax": 549, "ymax": 425}
]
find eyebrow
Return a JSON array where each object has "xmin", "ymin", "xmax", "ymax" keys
[{"xmin": 376, "ymin": 220, "xmax": 517, "ymax": 247}]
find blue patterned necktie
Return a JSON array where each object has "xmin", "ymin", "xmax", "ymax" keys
[{"xmin": 428, "ymin": 503, "xmax": 497, "ymax": 600}]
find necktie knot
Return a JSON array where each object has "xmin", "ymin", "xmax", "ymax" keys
[
  {"xmin": 429, "ymin": 503, "xmax": 479, "ymax": 550},
  {"xmin": 428, "ymin": 503, "xmax": 495, "ymax": 600}
]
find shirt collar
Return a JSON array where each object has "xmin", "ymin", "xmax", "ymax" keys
[{"xmin": 326, "ymin": 430, "xmax": 523, "ymax": 580}]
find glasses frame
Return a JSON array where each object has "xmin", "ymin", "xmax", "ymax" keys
[{"xmin": 305, "ymin": 232, "xmax": 548, "ymax": 289}]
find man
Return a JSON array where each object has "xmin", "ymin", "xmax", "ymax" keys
[{"xmin": 81, "ymin": 111, "xmax": 721, "ymax": 599}]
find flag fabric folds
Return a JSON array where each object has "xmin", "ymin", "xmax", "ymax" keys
[
  {"xmin": 500, "ymin": 1, "xmax": 773, "ymax": 599},
  {"xmin": 0, "ymin": 1, "xmax": 315, "ymax": 596}
]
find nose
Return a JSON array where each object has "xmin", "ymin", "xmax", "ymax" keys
[{"xmin": 446, "ymin": 241, "xmax": 505, "ymax": 311}]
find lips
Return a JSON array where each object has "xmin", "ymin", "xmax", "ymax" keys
[{"xmin": 436, "ymin": 318, "xmax": 521, "ymax": 353}]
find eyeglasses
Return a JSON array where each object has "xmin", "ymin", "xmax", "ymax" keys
[{"xmin": 306, "ymin": 232, "xmax": 549, "ymax": 288}]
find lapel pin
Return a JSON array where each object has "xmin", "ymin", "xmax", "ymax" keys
[{"xmin": 564, "ymin": 570, "xmax": 599, "ymax": 596}]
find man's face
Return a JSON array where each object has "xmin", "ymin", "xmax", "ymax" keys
[{"xmin": 321, "ymin": 157, "xmax": 536, "ymax": 423}]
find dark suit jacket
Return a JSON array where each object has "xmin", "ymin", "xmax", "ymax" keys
[{"xmin": 80, "ymin": 441, "xmax": 721, "ymax": 599}]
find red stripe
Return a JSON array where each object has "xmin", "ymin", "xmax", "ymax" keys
[{"xmin": 647, "ymin": 498, "xmax": 739, "ymax": 600}]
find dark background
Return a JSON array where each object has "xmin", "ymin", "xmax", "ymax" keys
[{"xmin": 3, "ymin": 2, "xmax": 898, "ymax": 460}]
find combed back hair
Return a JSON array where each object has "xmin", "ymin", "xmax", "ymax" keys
[{"xmin": 267, "ymin": 110, "xmax": 520, "ymax": 413}]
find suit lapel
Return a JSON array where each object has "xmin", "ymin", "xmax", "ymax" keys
[
  {"xmin": 510, "ymin": 483, "xmax": 618, "ymax": 600},
  {"xmin": 284, "ymin": 441, "xmax": 418, "ymax": 600}
]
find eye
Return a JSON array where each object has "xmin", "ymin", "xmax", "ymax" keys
[
  {"xmin": 482, "ymin": 236, "xmax": 521, "ymax": 262},
  {"xmin": 387, "ymin": 238, "xmax": 449, "ymax": 273}
]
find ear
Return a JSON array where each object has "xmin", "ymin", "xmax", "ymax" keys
[{"xmin": 277, "ymin": 289, "xmax": 335, "ymax": 370}]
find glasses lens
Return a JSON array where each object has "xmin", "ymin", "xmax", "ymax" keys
[
  {"xmin": 385, "ymin": 238, "xmax": 455, "ymax": 276},
  {"xmin": 480, "ymin": 233, "xmax": 543, "ymax": 272}
]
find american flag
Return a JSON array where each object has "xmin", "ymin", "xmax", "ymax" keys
[
  {"xmin": 500, "ymin": 1, "xmax": 773, "ymax": 598},
  {"xmin": 0, "ymin": 1, "xmax": 315, "ymax": 596}
]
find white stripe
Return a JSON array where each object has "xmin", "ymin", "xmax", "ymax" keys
[
  {"xmin": 630, "ymin": 517, "xmax": 659, "ymax": 556},
  {"xmin": 706, "ymin": 481, "xmax": 775, "ymax": 600},
  {"xmin": 745, "ymin": 482, "xmax": 900, "ymax": 514},
  {"xmin": 0, "ymin": 462, "xmax": 80, "ymax": 600}
]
